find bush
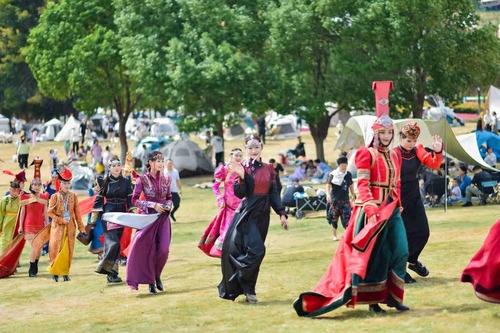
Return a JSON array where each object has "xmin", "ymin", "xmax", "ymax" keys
[{"xmin": 451, "ymin": 103, "xmax": 483, "ymax": 114}]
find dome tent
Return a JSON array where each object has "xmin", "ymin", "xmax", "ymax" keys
[{"xmin": 159, "ymin": 140, "xmax": 214, "ymax": 177}]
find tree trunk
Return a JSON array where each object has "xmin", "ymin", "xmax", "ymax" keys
[
  {"xmin": 412, "ymin": 67, "xmax": 427, "ymax": 119},
  {"xmin": 309, "ymin": 113, "xmax": 334, "ymax": 162},
  {"xmin": 118, "ymin": 113, "xmax": 128, "ymax": 163},
  {"xmin": 214, "ymin": 118, "xmax": 224, "ymax": 163}
]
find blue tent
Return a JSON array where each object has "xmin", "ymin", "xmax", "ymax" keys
[{"xmin": 476, "ymin": 130, "xmax": 500, "ymax": 161}]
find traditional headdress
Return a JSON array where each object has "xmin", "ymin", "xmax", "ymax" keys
[
  {"xmin": 3, "ymin": 169, "xmax": 26, "ymax": 183},
  {"xmin": 56, "ymin": 168, "xmax": 73, "ymax": 182},
  {"xmin": 371, "ymin": 81, "xmax": 394, "ymax": 132},
  {"xmin": 370, "ymin": 81, "xmax": 394, "ymax": 148},
  {"xmin": 122, "ymin": 151, "xmax": 138, "ymax": 182},
  {"xmin": 29, "ymin": 157, "xmax": 43, "ymax": 184},
  {"xmin": 401, "ymin": 122, "xmax": 421, "ymax": 140},
  {"xmin": 244, "ymin": 134, "xmax": 262, "ymax": 148}
]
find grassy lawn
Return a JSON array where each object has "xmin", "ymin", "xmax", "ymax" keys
[{"xmin": 1, "ymin": 120, "xmax": 498, "ymax": 332}]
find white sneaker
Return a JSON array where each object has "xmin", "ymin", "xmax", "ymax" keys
[
  {"xmin": 333, "ymin": 236, "xmax": 339, "ymax": 241},
  {"xmin": 245, "ymin": 294, "xmax": 258, "ymax": 304}
]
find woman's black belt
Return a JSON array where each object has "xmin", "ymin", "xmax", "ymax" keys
[{"xmin": 106, "ymin": 198, "xmax": 127, "ymax": 204}]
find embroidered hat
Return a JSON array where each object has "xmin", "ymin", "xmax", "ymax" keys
[
  {"xmin": 401, "ymin": 122, "xmax": 421, "ymax": 140},
  {"xmin": 371, "ymin": 81, "xmax": 394, "ymax": 132},
  {"xmin": 3, "ymin": 169, "xmax": 27, "ymax": 183},
  {"xmin": 57, "ymin": 168, "xmax": 73, "ymax": 182}
]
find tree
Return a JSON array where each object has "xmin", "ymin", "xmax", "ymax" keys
[
  {"xmin": 326, "ymin": 0, "xmax": 500, "ymax": 118},
  {"xmin": 265, "ymin": 1, "xmax": 347, "ymax": 161},
  {"xmin": 25, "ymin": 0, "xmax": 142, "ymax": 161},
  {"xmin": 117, "ymin": 0, "xmax": 270, "ymax": 162},
  {"xmin": 0, "ymin": 0, "xmax": 44, "ymax": 119}
]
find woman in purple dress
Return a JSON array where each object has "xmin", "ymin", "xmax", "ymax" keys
[
  {"xmin": 127, "ymin": 151, "xmax": 173, "ymax": 295},
  {"xmin": 199, "ymin": 148, "xmax": 243, "ymax": 258}
]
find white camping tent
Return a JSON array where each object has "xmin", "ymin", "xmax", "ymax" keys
[
  {"xmin": 335, "ymin": 115, "xmax": 500, "ymax": 172},
  {"xmin": 153, "ymin": 117, "xmax": 178, "ymax": 137},
  {"xmin": 268, "ymin": 115, "xmax": 299, "ymax": 140},
  {"xmin": 159, "ymin": 140, "xmax": 214, "ymax": 177},
  {"xmin": 40, "ymin": 118, "xmax": 63, "ymax": 141},
  {"xmin": 66, "ymin": 160, "xmax": 94, "ymax": 190},
  {"xmin": 224, "ymin": 121, "xmax": 252, "ymax": 141},
  {"xmin": 54, "ymin": 116, "xmax": 80, "ymax": 142}
]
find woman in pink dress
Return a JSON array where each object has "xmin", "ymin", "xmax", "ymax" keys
[{"xmin": 199, "ymin": 148, "xmax": 243, "ymax": 258}]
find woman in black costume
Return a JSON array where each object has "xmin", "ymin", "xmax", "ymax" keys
[
  {"xmin": 393, "ymin": 123, "xmax": 442, "ymax": 283},
  {"xmin": 89, "ymin": 156, "xmax": 135, "ymax": 283},
  {"xmin": 218, "ymin": 134, "xmax": 288, "ymax": 304}
]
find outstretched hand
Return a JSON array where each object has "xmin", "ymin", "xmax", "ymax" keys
[
  {"xmin": 432, "ymin": 135, "xmax": 443, "ymax": 152},
  {"xmin": 230, "ymin": 160, "xmax": 245, "ymax": 179}
]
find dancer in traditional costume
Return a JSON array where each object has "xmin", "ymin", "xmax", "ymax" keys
[
  {"xmin": 218, "ymin": 135, "xmax": 288, "ymax": 304},
  {"xmin": 87, "ymin": 180, "xmax": 103, "ymax": 258},
  {"xmin": 18, "ymin": 157, "xmax": 49, "ymax": 277},
  {"xmin": 47, "ymin": 169, "xmax": 86, "ymax": 282},
  {"xmin": 118, "ymin": 151, "xmax": 137, "ymax": 265},
  {"xmin": 0, "ymin": 182, "xmax": 21, "ymax": 252},
  {"xmin": 41, "ymin": 169, "xmax": 59, "ymax": 256},
  {"xmin": 89, "ymin": 156, "xmax": 134, "ymax": 283},
  {"xmin": 3, "ymin": 170, "xmax": 26, "ymax": 196},
  {"xmin": 199, "ymin": 148, "xmax": 243, "ymax": 258},
  {"xmin": 127, "ymin": 151, "xmax": 172, "ymax": 294},
  {"xmin": 393, "ymin": 123, "xmax": 443, "ymax": 283},
  {"xmin": 461, "ymin": 218, "xmax": 500, "ymax": 303},
  {"xmin": 294, "ymin": 81, "xmax": 409, "ymax": 317}
]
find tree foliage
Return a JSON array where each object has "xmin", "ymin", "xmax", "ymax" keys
[
  {"xmin": 117, "ymin": 0, "xmax": 270, "ymax": 160},
  {"xmin": 326, "ymin": 0, "xmax": 500, "ymax": 118},
  {"xmin": 0, "ymin": 0, "xmax": 45, "ymax": 119},
  {"xmin": 25, "ymin": 0, "xmax": 142, "ymax": 160}
]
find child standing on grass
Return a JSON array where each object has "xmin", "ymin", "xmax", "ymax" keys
[{"xmin": 326, "ymin": 156, "xmax": 355, "ymax": 241}]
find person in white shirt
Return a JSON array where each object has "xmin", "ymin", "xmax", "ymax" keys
[
  {"xmin": 484, "ymin": 111, "xmax": 493, "ymax": 132},
  {"xmin": 150, "ymin": 122, "xmax": 159, "ymax": 137},
  {"xmin": 164, "ymin": 159, "xmax": 182, "ymax": 222},
  {"xmin": 210, "ymin": 131, "xmax": 224, "ymax": 168},
  {"xmin": 449, "ymin": 178, "xmax": 463, "ymax": 203},
  {"xmin": 484, "ymin": 146, "xmax": 497, "ymax": 168}
]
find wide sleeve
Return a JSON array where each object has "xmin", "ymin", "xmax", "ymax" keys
[
  {"xmin": 131, "ymin": 176, "xmax": 149, "ymax": 212},
  {"xmin": 164, "ymin": 174, "xmax": 173, "ymax": 210},
  {"xmin": 213, "ymin": 166, "xmax": 228, "ymax": 202},
  {"xmin": 47, "ymin": 194, "xmax": 64, "ymax": 225},
  {"xmin": 416, "ymin": 144, "xmax": 442, "ymax": 170},
  {"xmin": 233, "ymin": 171, "xmax": 248, "ymax": 199},
  {"xmin": 126, "ymin": 177, "xmax": 135, "ymax": 212},
  {"xmin": 91, "ymin": 176, "xmax": 105, "ymax": 212},
  {"xmin": 72, "ymin": 193, "xmax": 85, "ymax": 232},
  {"xmin": 0, "ymin": 198, "xmax": 6, "ymax": 232},
  {"xmin": 269, "ymin": 165, "xmax": 287, "ymax": 217},
  {"xmin": 355, "ymin": 146, "xmax": 376, "ymax": 207}
]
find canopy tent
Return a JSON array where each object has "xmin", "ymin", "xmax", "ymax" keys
[
  {"xmin": 159, "ymin": 140, "xmax": 214, "ymax": 177},
  {"xmin": 485, "ymin": 85, "xmax": 500, "ymax": 115},
  {"xmin": 335, "ymin": 115, "xmax": 499, "ymax": 172},
  {"xmin": 54, "ymin": 116, "xmax": 80, "ymax": 142}
]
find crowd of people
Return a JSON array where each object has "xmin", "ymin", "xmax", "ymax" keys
[{"xmin": 1, "ymin": 96, "xmax": 498, "ymax": 316}]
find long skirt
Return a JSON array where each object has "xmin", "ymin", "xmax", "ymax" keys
[
  {"xmin": 293, "ymin": 203, "xmax": 408, "ymax": 317},
  {"xmin": 219, "ymin": 200, "xmax": 270, "ymax": 300},
  {"xmin": 89, "ymin": 218, "xmax": 103, "ymax": 255},
  {"xmin": 461, "ymin": 218, "xmax": 500, "ymax": 303},
  {"xmin": 95, "ymin": 221, "xmax": 123, "ymax": 276},
  {"xmin": 126, "ymin": 213, "xmax": 171, "ymax": 290},
  {"xmin": 199, "ymin": 206, "xmax": 237, "ymax": 258}
]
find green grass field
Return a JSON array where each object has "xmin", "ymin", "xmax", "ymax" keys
[{"xmin": 1, "ymin": 120, "xmax": 499, "ymax": 332}]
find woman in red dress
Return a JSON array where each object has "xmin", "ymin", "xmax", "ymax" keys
[{"xmin": 18, "ymin": 157, "xmax": 49, "ymax": 277}]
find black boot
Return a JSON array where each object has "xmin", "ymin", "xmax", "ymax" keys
[
  {"xmin": 63, "ymin": 275, "xmax": 71, "ymax": 282},
  {"xmin": 29, "ymin": 262, "xmax": 36, "ymax": 277},
  {"xmin": 107, "ymin": 274, "xmax": 123, "ymax": 283},
  {"xmin": 408, "ymin": 261, "xmax": 429, "ymax": 277},
  {"xmin": 149, "ymin": 284, "xmax": 157, "ymax": 295},
  {"xmin": 387, "ymin": 294, "xmax": 410, "ymax": 311},
  {"xmin": 369, "ymin": 304, "xmax": 386, "ymax": 313},
  {"xmin": 53, "ymin": 275, "xmax": 59, "ymax": 282},
  {"xmin": 404, "ymin": 272, "xmax": 416, "ymax": 284},
  {"xmin": 34, "ymin": 259, "xmax": 39, "ymax": 276},
  {"xmin": 156, "ymin": 277, "xmax": 163, "ymax": 291}
]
